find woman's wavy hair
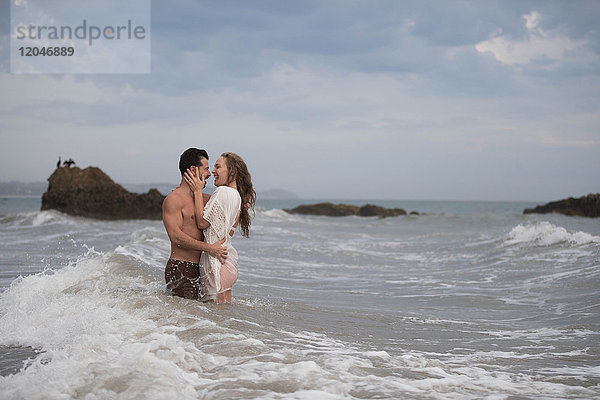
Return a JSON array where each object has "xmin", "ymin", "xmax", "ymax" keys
[{"xmin": 222, "ymin": 152, "xmax": 256, "ymax": 238}]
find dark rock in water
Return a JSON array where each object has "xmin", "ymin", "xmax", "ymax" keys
[
  {"xmin": 285, "ymin": 202, "xmax": 360, "ymax": 217},
  {"xmin": 358, "ymin": 204, "xmax": 407, "ymax": 217},
  {"xmin": 409, "ymin": 211, "xmax": 420, "ymax": 215},
  {"xmin": 284, "ymin": 202, "xmax": 410, "ymax": 218},
  {"xmin": 523, "ymin": 193, "xmax": 600, "ymax": 218},
  {"xmin": 41, "ymin": 166, "xmax": 165, "ymax": 220}
]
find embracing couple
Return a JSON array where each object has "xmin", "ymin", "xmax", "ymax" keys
[{"xmin": 162, "ymin": 148, "xmax": 256, "ymax": 304}]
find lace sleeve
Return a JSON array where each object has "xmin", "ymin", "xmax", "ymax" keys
[{"xmin": 203, "ymin": 197, "xmax": 227, "ymax": 243}]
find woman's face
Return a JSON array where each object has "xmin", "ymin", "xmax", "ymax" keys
[{"xmin": 212, "ymin": 156, "xmax": 231, "ymax": 187}]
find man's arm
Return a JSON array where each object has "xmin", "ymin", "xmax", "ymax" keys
[{"xmin": 162, "ymin": 195, "xmax": 227, "ymax": 262}]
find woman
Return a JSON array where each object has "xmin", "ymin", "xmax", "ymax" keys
[{"xmin": 184, "ymin": 152, "xmax": 256, "ymax": 303}]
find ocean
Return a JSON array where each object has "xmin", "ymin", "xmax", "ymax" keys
[{"xmin": 0, "ymin": 196, "xmax": 598, "ymax": 399}]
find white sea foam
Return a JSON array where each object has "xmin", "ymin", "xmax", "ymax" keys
[
  {"xmin": 1, "ymin": 247, "xmax": 595, "ymax": 399},
  {"xmin": 130, "ymin": 226, "xmax": 166, "ymax": 243},
  {"xmin": 1, "ymin": 202, "xmax": 599, "ymax": 399},
  {"xmin": 31, "ymin": 211, "xmax": 61, "ymax": 227},
  {"xmin": 114, "ymin": 227, "xmax": 170, "ymax": 267},
  {"xmin": 0, "ymin": 249, "xmax": 219, "ymax": 399},
  {"xmin": 485, "ymin": 327, "xmax": 598, "ymax": 341},
  {"xmin": 258, "ymin": 208, "xmax": 292, "ymax": 219},
  {"xmin": 505, "ymin": 221, "xmax": 600, "ymax": 246},
  {"xmin": 0, "ymin": 210, "xmax": 71, "ymax": 227}
]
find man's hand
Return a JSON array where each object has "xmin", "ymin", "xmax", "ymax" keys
[
  {"xmin": 207, "ymin": 238, "xmax": 228, "ymax": 263},
  {"xmin": 184, "ymin": 167, "xmax": 205, "ymax": 194}
]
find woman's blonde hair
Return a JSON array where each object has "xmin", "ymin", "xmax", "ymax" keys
[{"xmin": 222, "ymin": 152, "xmax": 256, "ymax": 237}]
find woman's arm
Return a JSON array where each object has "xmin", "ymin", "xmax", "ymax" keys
[
  {"xmin": 183, "ymin": 168, "xmax": 211, "ymax": 230},
  {"xmin": 162, "ymin": 195, "xmax": 227, "ymax": 262}
]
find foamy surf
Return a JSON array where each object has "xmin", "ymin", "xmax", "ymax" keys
[
  {"xmin": 1, "ymin": 200, "xmax": 598, "ymax": 399},
  {"xmin": 505, "ymin": 221, "xmax": 600, "ymax": 246},
  {"xmin": 0, "ymin": 248, "xmax": 596, "ymax": 399},
  {"xmin": 0, "ymin": 210, "xmax": 73, "ymax": 228}
]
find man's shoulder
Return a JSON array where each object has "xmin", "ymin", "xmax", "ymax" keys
[{"xmin": 163, "ymin": 188, "xmax": 185, "ymax": 208}]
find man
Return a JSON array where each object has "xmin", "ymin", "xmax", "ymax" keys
[{"xmin": 162, "ymin": 148, "xmax": 227, "ymax": 299}]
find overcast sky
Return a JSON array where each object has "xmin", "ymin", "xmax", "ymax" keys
[{"xmin": 1, "ymin": 0, "xmax": 599, "ymax": 201}]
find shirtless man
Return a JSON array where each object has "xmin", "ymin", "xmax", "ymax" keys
[{"xmin": 162, "ymin": 148, "xmax": 227, "ymax": 299}]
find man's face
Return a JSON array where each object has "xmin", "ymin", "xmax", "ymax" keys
[
  {"xmin": 199, "ymin": 158, "xmax": 211, "ymax": 180},
  {"xmin": 192, "ymin": 158, "xmax": 211, "ymax": 188}
]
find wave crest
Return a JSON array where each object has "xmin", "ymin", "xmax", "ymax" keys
[{"xmin": 506, "ymin": 222, "xmax": 600, "ymax": 246}]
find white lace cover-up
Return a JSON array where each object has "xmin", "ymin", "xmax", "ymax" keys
[{"xmin": 199, "ymin": 186, "xmax": 241, "ymax": 301}]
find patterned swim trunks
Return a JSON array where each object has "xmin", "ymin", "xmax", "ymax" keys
[{"xmin": 164, "ymin": 259, "xmax": 202, "ymax": 299}]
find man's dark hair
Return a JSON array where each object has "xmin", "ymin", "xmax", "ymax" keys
[{"xmin": 179, "ymin": 148, "xmax": 209, "ymax": 176}]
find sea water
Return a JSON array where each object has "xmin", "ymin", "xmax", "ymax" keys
[{"xmin": 0, "ymin": 196, "xmax": 598, "ymax": 399}]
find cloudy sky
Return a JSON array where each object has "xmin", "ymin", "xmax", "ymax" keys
[{"xmin": 1, "ymin": 0, "xmax": 599, "ymax": 201}]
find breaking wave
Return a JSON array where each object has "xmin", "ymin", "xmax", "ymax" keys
[{"xmin": 506, "ymin": 221, "xmax": 600, "ymax": 246}]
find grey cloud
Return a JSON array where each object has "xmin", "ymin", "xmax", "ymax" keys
[
  {"xmin": 2, "ymin": 0, "xmax": 599, "ymax": 201},
  {"xmin": 531, "ymin": 0, "xmax": 600, "ymax": 39},
  {"xmin": 27, "ymin": 0, "xmax": 594, "ymax": 102},
  {"xmin": 407, "ymin": 0, "xmax": 532, "ymax": 46}
]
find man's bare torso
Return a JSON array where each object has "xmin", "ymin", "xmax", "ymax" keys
[{"xmin": 168, "ymin": 188, "xmax": 210, "ymax": 263}]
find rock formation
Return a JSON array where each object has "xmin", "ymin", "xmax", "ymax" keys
[
  {"xmin": 523, "ymin": 193, "xmax": 600, "ymax": 218},
  {"xmin": 284, "ymin": 202, "xmax": 411, "ymax": 217},
  {"xmin": 285, "ymin": 202, "xmax": 360, "ymax": 217},
  {"xmin": 41, "ymin": 166, "xmax": 165, "ymax": 220},
  {"xmin": 358, "ymin": 204, "xmax": 407, "ymax": 217}
]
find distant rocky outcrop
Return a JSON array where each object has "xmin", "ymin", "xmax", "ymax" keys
[
  {"xmin": 523, "ymin": 194, "xmax": 600, "ymax": 218},
  {"xmin": 41, "ymin": 166, "xmax": 165, "ymax": 220},
  {"xmin": 357, "ymin": 204, "xmax": 408, "ymax": 217},
  {"xmin": 284, "ymin": 202, "xmax": 414, "ymax": 218},
  {"xmin": 285, "ymin": 203, "xmax": 361, "ymax": 217}
]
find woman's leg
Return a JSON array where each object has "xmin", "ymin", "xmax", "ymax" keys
[
  {"xmin": 217, "ymin": 290, "xmax": 232, "ymax": 303},
  {"xmin": 217, "ymin": 261, "xmax": 238, "ymax": 303}
]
